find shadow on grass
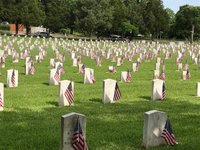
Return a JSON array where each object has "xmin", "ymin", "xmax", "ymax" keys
[
  {"xmin": 0, "ymin": 100, "xmax": 200, "ymax": 149},
  {"xmin": 89, "ymin": 98, "xmax": 102, "ymax": 103},
  {"xmin": 46, "ymin": 101, "xmax": 58, "ymax": 106},
  {"xmin": 19, "ymin": 72, "xmax": 26, "ymax": 75},
  {"xmin": 139, "ymin": 96, "xmax": 151, "ymax": 100},
  {"xmin": 42, "ymin": 82, "xmax": 49, "ymax": 86},
  {"xmin": 75, "ymin": 81, "xmax": 84, "ymax": 84}
]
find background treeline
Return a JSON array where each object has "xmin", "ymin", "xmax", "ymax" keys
[{"xmin": 0, "ymin": 0, "xmax": 200, "ymax": 40}]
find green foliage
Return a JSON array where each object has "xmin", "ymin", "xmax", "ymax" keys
[
  {"xmin": 59, "ymin": 28, "xmax": 70, "ymax": 34},
  {"xmin": 0, "ymin": 24, "xmax": 9, "ymax": 30},
  {"xmin": 0, "ymin": 29, "xmax": 11, "ymax": 35},
  {"xmin": 174, "ymin": 5, "xmax": 200, "ymax": 40}
]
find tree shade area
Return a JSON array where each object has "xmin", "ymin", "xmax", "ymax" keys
[{"xmin": 0, "ymin": 0, "xmax": 200, "ymax": 40}]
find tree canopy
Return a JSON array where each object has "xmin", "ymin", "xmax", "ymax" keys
[{"xmin": 0, "ymin": 0, "xmax": 200, "ymax": 40}]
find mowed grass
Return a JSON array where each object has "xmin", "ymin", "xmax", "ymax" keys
[{"xmin": 0, "ymin": 36, "xmax": 200, "ymax": 150}]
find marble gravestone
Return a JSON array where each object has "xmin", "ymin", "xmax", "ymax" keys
[
  {"xmin": 132, "ymin": 63, "xmax": 138, "ymax": 72},
  {"xmin": 84, "ymin": 68, "xmax": 95, "ymax": 84},
  {"xmin": 102, "ymin": 79, "xmax": 117, "ymax": 104},
  {"xmin": 157, "ymin": 57, "xmax": 161, "ymax": 64},
  {"xmin": 154, "ymin": 70, "xmax": 160, "ymax": 79},
  {"xmin": 78, "ymin": 64, "xmax": 84, "ymax": 73},
  {"xmin": 177, "ymin": 63, "xmax": 182, "ymax": 71},
  {"xmin": 182, "ymin": 71, "xmax": 187, "ymax": 80},
  {"xmin": 121, "ymin": 71, "xmax": 128, "ymax": 83},
  {"xmin": 155, "ymin": 63, "xmax": 160, "ymax": 71},
  {"xmin": 121, "ymin": 71, "xmax": 131, "ymax": 83},
  {"xmin": 0, "ymin": 83, "xmax": 4, "ymax": 111},
  {"xmin": 108, "ymin": 66, "xmax": 116, "ymax": 73},
  {"xmin": 25, "ymin": 57, "xmax": 32, "ymax": 75},
  {"xmin": 49, "ymin": 69, "xmax": 59, "ymax": 85},
  {"xmin": 196, "ymin": 82, "xmax": 200, "ymax": 97},
  {"xmin": 7, "ymin": 69, "xmax": 18, "ymax": 88},
  {"xmin": 59, "ymin": 80, "xmax": 74, "ymax": 106},
  {"xmin": 50, "ymin": 58, "xmax": 55, "ymax": 67},
  {"xmin": 151, "ymin": 79, "xmax": 164, "ymax": 100},
  {"xmin": 117, "ymin": 57, "xmax": 121, "ymax": 66},
  {"xmin": 55, "ymin": 62, "xmax": 63, "ymax": 70},
  {"xmin": 72, "ymin": 58, "xmax": 77, "ymax": 67},
  {"xmin": 61, "ymin": 112, "xmax": 86, "ymax": 150},
  {"xmin": 143, "ymin": 110, "xmax": 166, "ymax": 148},
  {"xmin": 71, "ymin": 52, "xmax": 76, "ymax": 59}
]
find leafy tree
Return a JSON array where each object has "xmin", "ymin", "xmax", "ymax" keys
[
  {"xmin": 110, "ymin": 0, "xmax": 128, "ymax": 35},
  {"xmin": 144, "ymin": 0, "xmax": 170, "ymax": 38},
  {"xmin": 74, "ymin": 0, "xmax": 98, "ymax": 36},
  {"xmin": 95, "ymin": 0, "xmax": 113, "ymax": 37},
  {"xmin": 42, "ymin": 0, "xmax": 67, "ymax": 32},
  {"xmin": 21, "ymin": 0, "xmax": 45, "ymax": 35},
  {"xmin": 174, "ymin": 5, "xmax": 200, "ymax": 40}
]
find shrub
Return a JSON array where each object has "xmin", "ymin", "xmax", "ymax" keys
[
  {"xmin": 59, "ymin": 28, "xmax": 70, "ymax": 34},
  {"xmin": 0, "ymin": 24, "xmax": 9, "ymax": 31}
]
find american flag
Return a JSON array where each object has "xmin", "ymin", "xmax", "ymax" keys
[
  {"xmin": 54, "ymin": 68, "xmax": 60, "ymax": 83},
  {"xmin": 12, "ymin": 53, "xmax": 17, "ymax": 61},
  {"xmin": 57, "ymin": 64, "xmax": 65, "ymax": 74},
  {"xmin": 161, "ymin": 119, "xmax": 178, "ymax": 145},
  {"xmin": 72, "ymin": 118, "xmax": 88, "ymax": 150},
  {"xmin": 162, "ymin": 82, "xmax": 166, "ymax": 100},
  {"xmin": 186, "ymin": 69, "xmax": 190, "ymax": 80},
  {"xmin": 113, "ymin": 83, "xmax": 121, "ymax": 101},
  {"xmin": 160, "ymin": 70, "xmax": 165, "ymax": 80},
  {"xmin": 29, "ymin": 62, "xmax": 35, "ymax": 75},
  {"xmin": 0, "ymin": 92, "xmax": 3, "ymax": 107},
  {"xmin": 11, "ymin": 69, "xmax": 15, "ymax": 86},
  {"xmin": 126, "ymin": 69, "xmax": 131, "ymax": 82},
  {"xmin": 184, "ymin": 60, "xmax": 188, "ymax": 71},
  {"xmin": 64, "ymin": 82, "xmax": 74, "ymax": 105},
  {"xmin": 28, "ymin": 56, "xmax": 33, "ymax": 63},
  {"xmin": 90, "ymin": 70, "xmax": 96, "ymax": 83},
  {"xmin": 80, "ymin": 64, "xmax": 85, "ymax": 74},
  {"xmin": 136, "ymin": 62, "xmax": 139, "ymax": 72},
  {"xmin": 97, "ymin": 57, "xmax": 102, "ymax": 66},
  {"xmin": 0, "ymin": 57, "xmax": 4, "ymax": 67}
]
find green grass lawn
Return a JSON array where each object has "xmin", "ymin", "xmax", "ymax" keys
[{"xmin": 0, "ymin": 36, "xmax": 199, "ymax": 150}]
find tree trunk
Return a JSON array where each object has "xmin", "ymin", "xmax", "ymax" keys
[
  {"xmin": 26, "ymin": 25, "xmax": 30, "ymax": 35},
  {"xmin": 15, "ymin": 21, "xmax": 19, "ymax": 35},
  {"xmin": 70, "ymin": 28, "xmax": 74, "ymax": 34},
  {"xmin": 191, "ymin": 24, "xmax": 195, "ymax": 43}
]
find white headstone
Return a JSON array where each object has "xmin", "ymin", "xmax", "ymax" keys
[
  {"xmin": 157, "ymin": 57, "xmax": 161, "ymax": 63},
  {"xmin": 50, "ymin": 58, "xmax": 55, "ymax": 67},
  {"xmin": 72, "ymin": 58, "xmax": 77, "ymax": 67},
  {"xmin": 132, "ymin": 63, "xmax": 138, "ymax": 72},
  {"xmin": 142, "ymin": 110, "xmax": 166, "ymax": 148},
  {"xmin": 177, "ymin": 63, "xmax": 182, "ymax": 71},
  {"xmin": 7, "ymin": 69, "xmax": 18, "ymax": 88},
  {"xmin": 151, "ymin": 79, "xmax": 164, "ymax": 100},
  {"xmin": 0, "ymin": 83, "xmax": 4, "ymax": 111},
  {"xmin": 61, "ymin": 112, "xmax": 86, "ymax": 150},
  {"xmin": 154, "ymin": 70, "xmax": 160, "ymax": 79},
  {"xmin": 59, "ymin": 80, "xmax": 74, "ymax": 106},
  {"xmin": 49, "ymin": 69, "xmax": 59, "ymax": 85},
  {"xmin": 25, "ymin": 57, "xmax": 32, "ymax": 75},
  {"xmin": 102, "ymin": 79, "xmax": 117, "ymax": 104},
  {"xmin": 121, "ymin": 71, "xmax": 128, "ymax": 83},
  {"xmin": 108, "ymin": 66, "xmax": 116, "ymax": 73},
  {"xmin": 117, "ymin": 58, "xmax": 121, "ymax": 66},
  {"xmin": 155, "ymin": 63, "xmax": 160, "ymax": 70},
  {"xmin": 182, "ymin": 71, "xmax": 187, "ymax": 80},
  {"xmin": 84, "ymin": 68, "xmax": 95, "ymax": 84},
  {"xmin": 197, "ymin": 82, "xmax": 200, "ymax": 97},
  {"xmin": 71, "ymin": 52, "xmax": 76, "ymax": 59}
]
